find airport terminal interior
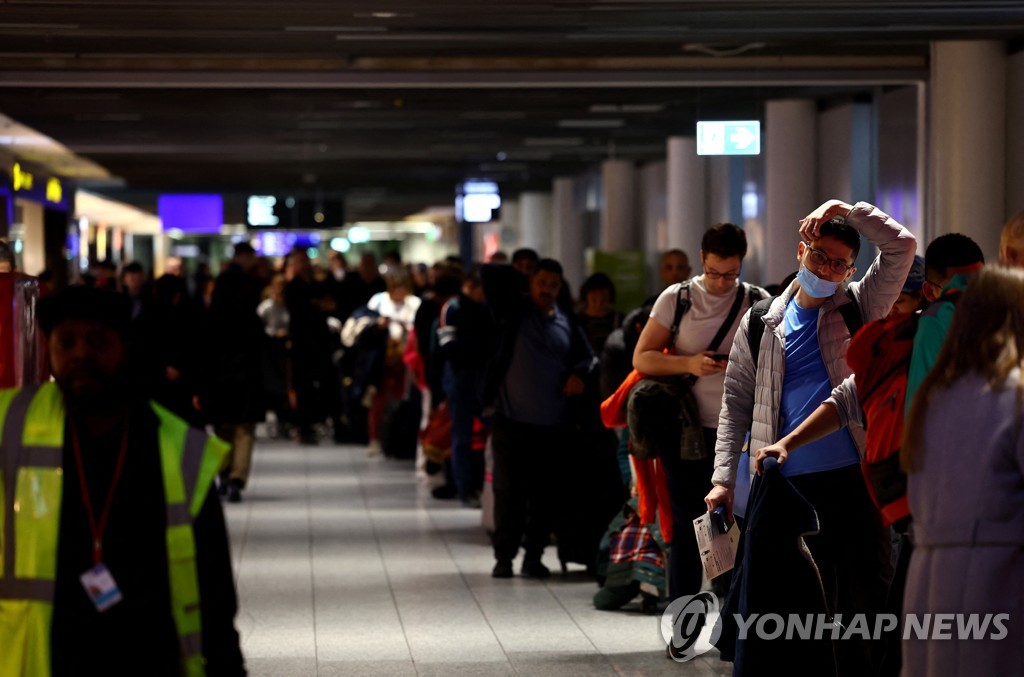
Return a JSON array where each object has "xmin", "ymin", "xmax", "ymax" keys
[{"xmin": 0, "ymin": 3, "xmax": 1023, "ymax": 676}]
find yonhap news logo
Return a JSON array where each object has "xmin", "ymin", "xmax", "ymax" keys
[
  {"xmin": 661, "ymin": 592, "xmax": 723, "ymax": 662},
  {"xmin": 661, "ymin": 595, "xmax": 1010, "ymax": 662}
]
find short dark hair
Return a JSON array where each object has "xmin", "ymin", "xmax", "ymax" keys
[
  {"xmin": 701, "ymin": 223, "xmax": 748, "ymax": 260},
  {"xmin": 38, "ymin": 286, "xmax": 131, "ymax": 337},
  {"xmin": 818, "ymin": 218, "xmax": 862, "ymax": 260},
  {"xmin": 925, "ymin": 233, "xmax": 984, "ymax": 280},
  {"xmin": 534, "ymin": 258, "xmax": 563, "ymax": 277},
  {"xmin": 512, "ymin": 248, "xmax": 539, "ymax": 264},
  {"xmin": 233, "ymin": 242, "xmax": 256, "ymax": 257},
  {"xmin": 433, "ymin": 265, "xmax": 465, "ymax": 298},
  {"xmin": 579, "ymin": 272, "xmax": 616, "ymax": 304},
  {"xmin": 122, "ymin": 261, "xmax": 144, "ymax": 275}
]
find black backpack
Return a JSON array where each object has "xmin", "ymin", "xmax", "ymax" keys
[
  {"xmin": 627, "ymin": 281, "xmax": 756, "ymax": 461},
  {"xmin": 747, "ymin": 292, "xmax": 862, "ymax": 369}
]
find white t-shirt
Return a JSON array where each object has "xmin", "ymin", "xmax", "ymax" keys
[
  {"xmin": 367, "ymin": 291, "xmax": 422, "ymax": 341},
  {"xmin": 650, "ymin": 276, "xmax": 760, "ymax": 428}
]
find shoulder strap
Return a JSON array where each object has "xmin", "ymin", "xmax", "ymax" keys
[
  {"xmin": 667, "ymin": 281, "xmax": 692, "ymax": 351},
  {"xmin": 707, "ymin": 283, "xmax": 748, "ymax": 353},
  {"xmin": 748, "ymin": 296, "xmax": 777, "ymax": 370},
  {"xmin": 838, "ymin": 292, "xmax": 863, "ymax": 338}
]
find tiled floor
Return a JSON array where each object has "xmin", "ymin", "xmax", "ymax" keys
[{"xmin": 223, "ymin": 439, "xmax": 732, "ymax": 676}]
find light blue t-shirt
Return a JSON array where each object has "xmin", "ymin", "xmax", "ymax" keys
[{"xmin": 778, "ymin": 297, "xmax": 860, "ymax": 477}]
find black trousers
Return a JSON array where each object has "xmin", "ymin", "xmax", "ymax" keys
[
  {"xmin": 658, "ymin": 426, "xmax": 717, "ymax": 602},
  {"xmin": 788, "ymin": 464, "xmax": 894, "ymax": 677},
  {"xmin": 491, "ymin": 416, "xmax": 566, "ymax": 563}
]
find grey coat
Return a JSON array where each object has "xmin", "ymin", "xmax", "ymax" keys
[
  {"xmin": 902, "ymin": 371, "xmax": 1024, "ymax": 676},
  {"xmin": 712, "ymin": 201, "xmax": 917, "ymax": 488}
]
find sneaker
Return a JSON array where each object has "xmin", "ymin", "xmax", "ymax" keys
[
  {"xmin": 460, "ymin": 491, "xmax": 482, "ymax": 509},
  {"xmin": 366, "ymin": 439, "xmax": 382, "ymax": 457},
  {"xmin": 521, "ymin": 559, "xmax": 551, "ymax": 579},
  {"xmin": 227, "ymin": 480, "xmax": 243, "ymax": 504},
  {"xmin": 492, "ymin": 560, "xmax": 514, "ymax": 578}
]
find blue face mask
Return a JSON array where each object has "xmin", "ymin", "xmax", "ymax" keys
[{"xmin": 796, "ymin": 265, "xmax": 841, "ymax": 299}]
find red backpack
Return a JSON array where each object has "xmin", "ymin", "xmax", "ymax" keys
[{"xmin": 846, "ymin": 313, "xmax": 917, "ymax": 526}]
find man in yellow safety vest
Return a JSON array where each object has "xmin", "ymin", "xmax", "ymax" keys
[{"xmin": 0, "ymin": 285, "xmax": 246, "ymax": 676}]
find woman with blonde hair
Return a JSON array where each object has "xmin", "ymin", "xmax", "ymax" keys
[
  {"xmin": 365, "ymin": 270, "xmax": 421, "ymax": 456},
  {"xmin": 901, "ymin": 266, "xmax": 1024, "ymax": 676}
]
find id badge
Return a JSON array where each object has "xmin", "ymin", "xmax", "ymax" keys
[{"xmin": 80, "ymin": 564, "xmax": 123, "ymax": 612}]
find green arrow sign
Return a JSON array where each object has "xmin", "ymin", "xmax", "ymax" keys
[{"xmin": 696, "ymin": 121, "xmax": 761, "ymax": 156}]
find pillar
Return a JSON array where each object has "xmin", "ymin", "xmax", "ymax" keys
[
  {"xmin": 666, "ymin": 136, "xmax": 706, "ymax": 267},
  {"xmin": 765, "ymin": 99, "xmax": 817, "ymax": 287},
  {"xmin": 638, "ymin": 161, "xmax": 666, "ymax": 295},
  {"xmin": 601, "ymin": 159, "xmax": 637, "ymax": 250},
  {"xmin": 553, "ymin": 176, "xmax": 584, "ymax": 291},
  {"xmin": 929, "ymin": 41, "xmax": 1006, "ymax": 260},
  {"xmin": 519, "ymin": 191, "xmax": 552, "ymax": 256},
  {"xmin": 1006, "ymin": 49, "xmax": 1024, "ymax": 218}
]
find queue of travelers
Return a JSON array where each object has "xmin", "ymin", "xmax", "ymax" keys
[{"xmin": 1, "ymin": 200, "xmax": 1022, "ymax": 676}]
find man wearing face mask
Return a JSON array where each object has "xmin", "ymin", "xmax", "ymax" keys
[{"xmin": 706, "ymin": 199, "xmax": 916, "ymax": 676}]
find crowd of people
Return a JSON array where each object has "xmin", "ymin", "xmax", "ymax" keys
[{"xmin": 1, "ymin": 199, "xmax": 1023, "ymax": 675}]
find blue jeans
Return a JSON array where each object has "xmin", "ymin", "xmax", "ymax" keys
[{"xmin": 442, "ymin": 362, "xmax": 478, "ymax": 499}]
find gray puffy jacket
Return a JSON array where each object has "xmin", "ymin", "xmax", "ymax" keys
[{"xmin": 712, "ymin": 201, "xmax": 917, "ymax": 488}]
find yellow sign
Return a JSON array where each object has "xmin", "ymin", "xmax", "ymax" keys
[
  {"xmin": 45, "ymin": 177, "xmax": 62, "ymax": 204},
  {"xmin": 12, "ymin": 163, "xmax": 33, "ymax": 191}
]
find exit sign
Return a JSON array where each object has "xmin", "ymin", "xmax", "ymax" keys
[{"xmin": 696, "ymin": 121, "xmax": 761, "ymax": 156}]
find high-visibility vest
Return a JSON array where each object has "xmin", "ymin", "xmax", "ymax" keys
[{"xmin": 0, "ymin": 382, "xmax": 231, "ymax": 677}]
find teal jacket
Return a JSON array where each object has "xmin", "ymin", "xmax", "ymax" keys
[{"xmin": 905, "ymin": 273, "xmax": 971, "ymax": 415}]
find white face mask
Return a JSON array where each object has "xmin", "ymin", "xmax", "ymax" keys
[
  {"xmin": 332, "ymin": 268, "xmax": 345, "ymax": 282},
  {"xmin": 796, "ymin": 265, "xmax": 841, "ymax": 298}
]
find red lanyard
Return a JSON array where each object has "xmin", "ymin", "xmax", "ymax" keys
[{"xmin": 70, "ymin": 421, "xmax": 130, "ymax": 566}]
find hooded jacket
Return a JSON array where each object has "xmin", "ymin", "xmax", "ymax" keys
[{"xmin": 712, "ymin": 201, "xmax": 917, "ymax": 489}]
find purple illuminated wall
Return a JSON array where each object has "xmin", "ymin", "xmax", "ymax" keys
[{"xmin": 158, "ymin": 194, "xmax": 223, "ymax": 234}]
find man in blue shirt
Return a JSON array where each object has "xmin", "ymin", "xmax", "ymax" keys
[
  {"xmin": 481, "ymin": 259, "xmax": 597, "ymax": 579},
  {"xmin": 706, "ymin": 199, "xmax": 917, "ymax": 676}
]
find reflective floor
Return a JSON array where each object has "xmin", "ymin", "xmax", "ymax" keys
[{"xmin": 224, "ymin": 437, "xmax": 732, "ymax": 676}]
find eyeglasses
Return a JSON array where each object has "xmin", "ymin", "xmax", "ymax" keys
[
  {"xmin": 923, "ymin": 279, "xmax": 943, "ymax": 296},
  {"xmin": 802, "ymin": 242, "xmax": 854, "ymax": 276},
  {"xmin": 704, "ymin": 268, "xmax": 740, "ymax": 281}
]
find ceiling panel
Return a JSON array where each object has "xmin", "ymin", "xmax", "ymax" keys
[{"xmin": 0, "ymin": 1, "xmax": 1018, "ymax": 219}]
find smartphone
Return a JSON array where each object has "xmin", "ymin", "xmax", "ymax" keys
[
  {"xmin": 711, "ymin": 353, "xmax": 730, "ymax": 362},
  {"xmin": 711, "ymin": 505, "xmax": 730, "ymax": 535}
]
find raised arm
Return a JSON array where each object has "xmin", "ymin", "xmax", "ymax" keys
[{"xmin": 840, "ymin": 201, "xmax": 917, "ymax": 323}]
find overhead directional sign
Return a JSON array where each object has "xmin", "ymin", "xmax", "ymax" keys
[{"xmin": 696, "ymin": 120, "xmax": 761, "ymax": 156}]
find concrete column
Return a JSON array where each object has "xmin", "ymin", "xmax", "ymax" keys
[
  {"xmin": 553, "ymin": 176, "xmax": 585, "ymax": 290},
  {"xmin": 877, "ymin": 85, "xmax": 926, "ymax": 252},
  {"xmin": 765, "ymin": 99, "xmax": 817, "ymax": 287},
  {"xmin": 601, "ymin": 159, "xmax": 637, "ymax": 250},
  {"xmin": 19, "ymin": 201, "xmax": 45, "ymax": 276},
  {"xmin": 817, "ymin": 104, "xmax": 854, "ymax": 201},
  {"xmin": 707, "ymin": 155, "xmax": 735, "ymax": 226},
  {"xmin": 519, "ymin": 191, "xmax": 552, "ymax": 256},
  {"xmin": 1007, "ymin": 49, "xmax": 1024, "ymax": 218},
  {"xmin": 818, "ymin": 101, "xmax": 880, "ymax": 278},
  {"xmin": 929, "ymin": 41, "xmax": 1006, "ymax": 260},
  {"xmin": 499, "ymin": 197, "xmax": 520, "ymax": 252},
  {"xmin": 666, "ymin": 136, "xmax": 706, "ymax": 266},
  {"xmin": 638, "ymin": 161, "xmax": 667, "ymax": 295}
]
